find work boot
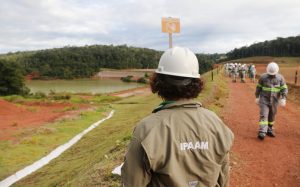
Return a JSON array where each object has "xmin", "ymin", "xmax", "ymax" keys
[
  {"xmin": 267, "ymin": 128, "xmax": 275, "ymax": 137},
  {"xmin": 266, "ymin": 131, "xmax": 275, "ymax": 137},
  {"xmin": 258, "ymin": 132, "xmax": 266, "ymax": 140}
]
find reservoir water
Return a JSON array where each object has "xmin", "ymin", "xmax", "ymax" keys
[{"xmin": 26, "ymin": 79, "xmax": 143, "ymax": 94}]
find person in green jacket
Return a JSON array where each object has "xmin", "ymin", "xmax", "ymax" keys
[{"xmin": 121, "ymin": 46, "xmax": 234, "ymax": 187}]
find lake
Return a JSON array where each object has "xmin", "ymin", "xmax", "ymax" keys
[{"xmin": 25, "ymin": 79, "xmax": 143, "ymax": 94}]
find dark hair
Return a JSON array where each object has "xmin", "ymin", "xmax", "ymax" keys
[{"xmin": 150, "ymin": 73, "xmax": 204, "ymax": 100}]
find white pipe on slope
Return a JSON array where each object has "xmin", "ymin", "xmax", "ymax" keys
[{"xmin": 0, "ymin": 110, "xmax": 115, "ymax": 187}]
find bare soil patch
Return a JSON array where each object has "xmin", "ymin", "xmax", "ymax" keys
[
  {"xmin": 110, "ymin": 86, "xmax": 152, "ymax": 98},
  {"xmin": 0, "ymin": 99, "xmax": 87, "ymax": 140}
]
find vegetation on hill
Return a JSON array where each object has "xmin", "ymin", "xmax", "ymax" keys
[
  {"xmin": 226, "ymin": 36, "xmax": 300, "ymax": 60},
  {"xmin": 0, "ymin": 45, "xmax": 220, "ymax": 80},
  {"xmin": 0, "ymin": 59, "xmax": 29, "ymax": 95}
]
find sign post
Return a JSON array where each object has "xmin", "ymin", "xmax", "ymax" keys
[
  {"xmin": 162, "ymin": 17, "xmax": 180, "ymax": 48},
  {"xmin": 169, "ymin": 33, "xmax": 172, "ymax": 48}
]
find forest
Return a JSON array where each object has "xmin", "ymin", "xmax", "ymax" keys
[
  {"xmin": 0, "ymin": 45, "xmax": 219, "ymax": 80},
  {"xmin": 226, "ymin": 36, "xmax": 300, "ymax": 60},
  {"xmin": 0, "ymin": 59, "xmax": 29, "ymax": 95}
]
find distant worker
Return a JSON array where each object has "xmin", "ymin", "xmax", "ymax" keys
[
  {"xmin": 248, "ymin": 64, "xmax": 253, "ymax": 78},
  {"xmin": 228, "ymin": 63, "xmax": 233, "ymax": 77},
  {"xmin": 255, "ymin": 62, "xmax": 288, "ymax": 140},
  {"xmin": 244, "ymin": 64, "xmax": 249, "ymax": 78},
  {"xmin": 249, "ymin": 65, "xmax": 256, "ymax": 82},
  {"xmin": 224, "ymin": 63, "xmax": 230, "ymax": 76},
  {"xmin": 231, "ymin": 63, "xmax": 238, "ymax": 82},
  {"xmin": 239, "ymin": 64, "xmax": 246, "ymax": 83},
  {"xmin": 121, "ymin": 46, "xmax": 234, "ymax": 187}
]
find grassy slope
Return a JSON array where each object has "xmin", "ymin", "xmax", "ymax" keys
[
  {"xmin": 13, "ymin": 70, "xmax": 228, "ymax": 187},
  {"xmin": 0, "ymin": 95, "xmax": 118, "ymax": 179},
  {"xmin": 0, "ymin": 109, "xmax": 107, "ymax": 179}
]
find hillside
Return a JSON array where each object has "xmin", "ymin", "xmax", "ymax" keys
[
  {"xmin": 226, "ymin": 35, "xmax": 300, "ymax": 60},
  {"xmin": 0, "ymin": 45, "xmax": 221, "ymax": 80}
]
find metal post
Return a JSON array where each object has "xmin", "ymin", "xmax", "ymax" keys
[
  {"xmin": 295, "ymin": 70, "xmax": 298, "ymax": 85},
  {"xmin": 169, "ymin": 33, "xmax": 173, "ymax": 48}
]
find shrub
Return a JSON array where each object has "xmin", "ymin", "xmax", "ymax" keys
[
  {"xmin": 50, "ymin": 93, "xmax": 71, "ymax": 100},
  {"xmin": 33, "ymin": 91, "xmax": 47, "ymax": 99},
  {"xmin": 0, "ymin": 59, "xmax": 30, "ymax": 96},
  {"xmin": 120, "ymin": 75, "xmax": 134, "ymax": 82},
  {"xmin": 137, "ymin": 77, "xmax": 148, "ymax": 84}
]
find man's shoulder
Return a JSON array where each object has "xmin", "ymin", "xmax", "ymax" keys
[
  {"xmin": 276, "ymin": 73, "xmax": 285, "ymax": 80},
  {"xmin": 198, "ymin": 107, "xmax": 220, "ymax": 119},
  {"xmin": 134, "ymin": 113, "xmax": 164, "ymax": 135},
  {"xmin": 199, "ymin": 108, "xmax": 234, "ymax": 147}
]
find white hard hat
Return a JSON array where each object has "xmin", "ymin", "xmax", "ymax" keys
[
  {"xmin": 156, "ymin": 46, "xmax": 200, "ymax": 78},
  {"xmin": 266, "ymin": 62, "xmax": 279, "ymax": 75}
]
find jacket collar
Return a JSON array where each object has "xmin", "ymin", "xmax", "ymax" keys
[{"xmin": 152, "ymin": 99, "xmax": 202, "ymax": 113}]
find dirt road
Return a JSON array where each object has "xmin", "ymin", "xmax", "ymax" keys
[{"xmin": 221, "ymin": 78, "xmax": 300, "ymax": 186}]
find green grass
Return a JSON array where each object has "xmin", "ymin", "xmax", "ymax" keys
[
  {"xmin": 11, "ymin": 95, "xmax": 160, "ymax": 187},
  {"xmin": 0, "ymin": 107, "xmax": 110, "ymax": 180},
  {"xmin": 199, "ymin": 69, "xmax": 229, "ymax": 114},
  {"xmin": 10, "ymin": 70, "xmax": 228, "ymax": 187}
]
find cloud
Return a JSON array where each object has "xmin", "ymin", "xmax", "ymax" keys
[{"xmin": 0, "ymin": 0, "xmax": 299, "ymax": 54}]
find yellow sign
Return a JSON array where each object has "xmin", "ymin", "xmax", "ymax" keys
[{"xmin": 162, "ymin": 17, "xmax": 180, "ymax": 33}]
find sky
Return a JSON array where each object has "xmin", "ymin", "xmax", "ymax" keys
[{"xmin": 0, "ymin": 0, "xmax": 299, "ymax": 54}]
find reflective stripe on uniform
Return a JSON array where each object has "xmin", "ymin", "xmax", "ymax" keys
[
  {"xmin": 262, "ymin": 87, "xmax": 281, "ymax": 92},
  {"xmin": 256, "ymin": 84, "xmax": 287, "ymax": 93},
  {"xmin": 281, "ymin": 84, "xmax": 288, "ymax": 89},
  {"xmin": 268, "ymin": 121, "xmax": 274, "ymax": 125},
  {"xmin": 259, "ymin": 121, "xmax": 268, "ymax": 125}
]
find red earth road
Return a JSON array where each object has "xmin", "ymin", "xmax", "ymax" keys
[{"xmin": 221, "ymin": 78, "xmax": 300, "ymax": 187}]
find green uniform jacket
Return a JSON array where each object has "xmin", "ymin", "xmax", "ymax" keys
[{"xmin": 121, "ymin": 100, "xmax": 234, "ymax": 187}]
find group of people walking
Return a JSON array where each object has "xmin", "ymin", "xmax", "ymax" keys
[
  {"xmin": 224, "ymin": 63, "xmax": 257, "ymax": 83},
  {"xmin": 224, "ymin": 61, "xmax": 288, "ymax": 140}
]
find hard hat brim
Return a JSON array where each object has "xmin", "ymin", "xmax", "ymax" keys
[{"xmin": 155, "ymin": 69, "xmax": 200, "ymax": 78}]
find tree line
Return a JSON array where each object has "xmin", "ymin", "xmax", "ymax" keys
[
  {"xmin": 2, "ymin": 45, "xmax": 162, "ymax": 79},
  {"xmin": 226, "ymin": 36, "xmax": 300, "ymax": 60},
  {"xmin": 0, "ymin": 45, "xmax": 220, "ymax": 95},
  {"xmin": 0, "ymin": 45, "xmax": 218, "ymax": 80}
]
